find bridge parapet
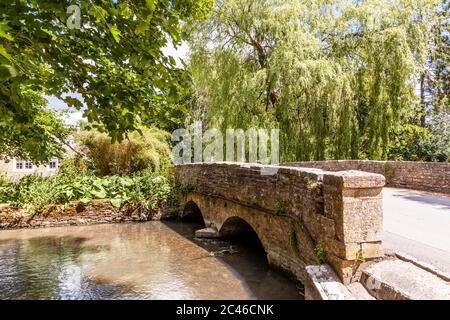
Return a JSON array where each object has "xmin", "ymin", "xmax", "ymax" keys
[
  {"xmin": 174, "ymin": 162, "xmax": 385, "ymax": 284},
  {"xmin": 322, "ymin": 170, "xmax": 385, "ymax": 282},
  {"xmin": 284, "ymin": 160, "xmax": 449, "ymax": 194}
]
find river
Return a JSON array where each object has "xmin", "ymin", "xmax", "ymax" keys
[{"xmin": 0, "ymin": 221, "xmax": 302, "ymax": 300}]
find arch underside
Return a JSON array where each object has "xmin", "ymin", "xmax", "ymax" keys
[
  {"xmin": 182, "ymin": 200, "xmax": 204, "ymax": 222},
  {"xmin": 219, "ymin": 216, "xmax": 256, "ymax": 237}
]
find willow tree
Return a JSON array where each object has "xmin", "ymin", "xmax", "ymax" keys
[
  {"xmin": 189, "ymin": 0, "xmax": 441, "ymax": 161},
  {"xmin": 426, "ymin": 0, "xmax": 450, "ymax": 114}
]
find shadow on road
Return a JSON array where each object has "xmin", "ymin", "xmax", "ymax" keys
[{"xmin": 389, "ymin": 190, "xmax": 450, "ymax": 210}]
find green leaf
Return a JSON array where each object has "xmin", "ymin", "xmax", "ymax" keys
[
  {"xmin": 0, "ymin": 21, "xmax": 13, "ymax": 41},
  {"xmin": 0, "ymin": 45, "xmax": 12, "ymax": 62},
  {"xmin": 146, "ymin": 0, "xmax": 156, "ymax": 16},
  {"xmin": 80, "ymin": 197, "xmax": 92, "ymax": 204},
  {"xmin": 110, "ymin": 197, "xmax": 123, "ymax": 208},
  {"xmin": 135, "ymin": 22, "xmax": 149, "ymax": 35},
  {"xmin": 146, "ymin": 0, "xmax": 155, "ymax": 10},
  {"xmin": 63, "ymin": 96, "xmax": 84, "ymax": 110},
  {"xmin": 109, "ymin": 25, "xmax": 121, "ymax": 43},
  {"xmin": 0, "ymin": 64, "xmax": 17, "ymax": 80},
  {"xmin": 90, "ymin": 188, "xmax": 107, "ymax": 199},
  {"xmin": 118, "ymin": 3, "xmax": 133, "ymax": 19}
]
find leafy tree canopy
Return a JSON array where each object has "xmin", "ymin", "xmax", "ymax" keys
[
  {"xmin": 189, "ymin": 0, "xmax": 444, "ymax": 161},
  {"xmin": 0, "ymin": 0, "xmax": 212, "ymax": 161}
]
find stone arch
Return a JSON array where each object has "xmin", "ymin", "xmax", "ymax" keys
[
  {"xmin": 182, "ymin": 200, "xmax": 205, "ymax": 224},
  {"xmin": 219, "ymin": 216, "xmax": 268, "ymax": 256}
]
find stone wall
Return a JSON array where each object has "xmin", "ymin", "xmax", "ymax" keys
[
  {"xmin": 0, "ymin": 200, "xmax": 167, "ymax": 229},
  {"xmin": 174, "ymin": 162, "xmax": 385, "ymax": 284},
  {"xmin": 283, "ymin": 160, "xmax": 449, "ymax": 194}
]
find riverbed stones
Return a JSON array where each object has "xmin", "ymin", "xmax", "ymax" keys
[{"xmin": 195, "ymin": 227, "xmax": 220, "ymax": 238}]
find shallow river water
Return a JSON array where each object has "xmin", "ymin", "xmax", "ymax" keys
[{"xmin": 0, "ymin": 221, "xmax": 302, "ymax": 300}]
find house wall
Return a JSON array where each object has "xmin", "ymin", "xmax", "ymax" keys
[{"xmin": 0, "ymin": 159, "xmax": 59, "ymax": 181}]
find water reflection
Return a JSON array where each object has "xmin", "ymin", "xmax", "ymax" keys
[{"xmin": 0, "ymin": 222, "xmax": 302, "ymax": 300}]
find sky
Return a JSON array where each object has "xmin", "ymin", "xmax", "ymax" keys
[{"xmin": 46, "ymin": 41, "xmax": 189, "ymax": 125}]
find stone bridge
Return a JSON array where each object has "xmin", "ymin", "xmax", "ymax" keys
[{"xmin": 174, "ymin": 162, "xmax": 386, "ymax": 285}]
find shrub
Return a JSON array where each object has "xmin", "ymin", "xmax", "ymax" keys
[
  {"xmin": 15, "ymin": 175, "xmax": 56, "ymax": 213},
  {"xmin": 0, "ymin": 172, "xmax": 17, "ymax": 203},
  {"xmin": 58, "ymin": 157, "xmax": 87, "ymax": 175},
  {"xmin": 388, "ymin": 124, "xmax": 431, "ymax": 161},
  {"xmin": 127, "ymin": 169, "xmax": 172, "ymax": 211},
  {"xmin": 1, "ymin": 169, "xmax": 173, "ymax": 215},
  {"xmin": 389, "ymin": 112, "xmax": 450, "ymax": 162},
  {"xmin": 415, "ymin": 112, "xmax": 450, "ymax": 162},
  {"xmin": 0, "ymin": 128, "xmax": 174, "ymax": 214},
  {"xmin": 76, "ymin": 127, "xmax": 172, "ymax": 176}
]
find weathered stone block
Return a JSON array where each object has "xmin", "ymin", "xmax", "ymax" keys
[
  {"xmin": 361, "ymin": 241, "xmax": 383, "ymax": 258},
  {"xmin": 326, "ymin": 254, "xmax": 356, "ymax": 285},
  {"xmin": 304, "ymin": 264, "xmax": 353, "ymax": 300},
  {"xmin": 325, "ymin": 240, "xmax": 383, "ymax": 260},
  {"xmin": 341, "ymin": 196, "xmax": 383, "ymax": 243},
  {"xmin": 323, "ymin": 171, "xmax": 384, "ymax": 246}
]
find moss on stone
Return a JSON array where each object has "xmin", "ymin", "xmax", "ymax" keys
[
  {"xmin": 315, "ymin": 241, "xmax": 327, "ymax": 264},
  {"xmin": 288, "ymin": 226, "xmax": 298, "ymax": 254}
]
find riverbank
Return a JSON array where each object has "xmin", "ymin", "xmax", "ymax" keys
[{"xmin": 0, "ymin": 200, "xmax": 174, "ymax": 230}]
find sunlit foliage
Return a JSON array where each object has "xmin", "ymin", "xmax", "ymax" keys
[{"xmin": 189, "ymin": 0, "xmax": 443, "ymax": 160}]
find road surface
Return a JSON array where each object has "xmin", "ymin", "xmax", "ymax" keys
[{"xmin": 382, "ymin": 187, "xmax": 450, "ymax": 274}]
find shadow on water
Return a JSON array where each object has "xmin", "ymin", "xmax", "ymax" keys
[{"xmin": 163, "ymin": 218, "xmax": 304, "ymax": 300}]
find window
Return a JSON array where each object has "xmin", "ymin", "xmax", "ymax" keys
[
  {"xmin": 16, "ymin": 160, "xmax": 33, "ymax": 170},
  {"xmin": 16, "ymin": 161, "xmax": 23, "ymax": 170},
  {"xmin": 48, "ymin": 159, "xmax": 58, "ymax": 169}
]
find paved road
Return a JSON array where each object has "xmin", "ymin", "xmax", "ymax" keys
[{"xmin": 382, "ymin": 187, "xmax": 450, "ymax": 274}]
